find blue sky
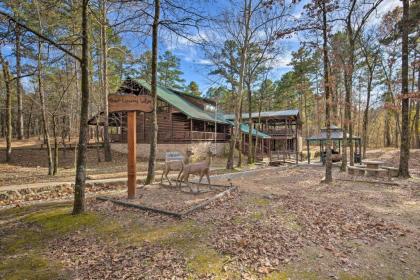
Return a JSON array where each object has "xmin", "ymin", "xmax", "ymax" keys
[{"xmin": 122, "ymin": 0, "xmax": 401, "ymax": 94}]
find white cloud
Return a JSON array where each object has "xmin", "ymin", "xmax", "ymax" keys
[{"xmin": 268, "ymin": 52, "xmax": 293, "ymax": 69}]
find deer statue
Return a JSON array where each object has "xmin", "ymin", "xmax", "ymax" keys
[
  {"xmin": 177, "ymin": 149, "xmax": 215, "ymax": 191},
  {"xmin": 160, "ymin": 149, "xmax": 193, "ymax": 186}
]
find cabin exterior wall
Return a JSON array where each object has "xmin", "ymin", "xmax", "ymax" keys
[{"xmin": 112, "ymin": 98, "xmax": 230, "ymax": 144}]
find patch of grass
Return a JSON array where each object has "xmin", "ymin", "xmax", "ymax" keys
[
  {"xmin": 2, "ymin": 204, "xmax": 100, "ymax": 256},
  {"xmin": 95, "ymin": 219, "xmax": 205, "ymax": 248},
  {"xmin": 265, "ymin": 270, "xmax": 319, "ymax": 280},
  {"xmin": 0, "ymin": 254, "xmax": 66, "ymax": 280},
  {"xmin": 24, "ymin": 207, "xmax": 99, "ymax": 234},
  {"xmin": 160, "ymin": 221, "xmax": 207, "ymax": 250},
  {"xmin": 276, "ymin": 208, "xmax": 301, "ymax": 232},
  {"xmin": 250, "ymin": 211, "xmax": 264, "ymax": 221},
  {"xmin": 253, "ymin": 197, "xmax": 271, "ymax": 207},
  {"xmin": 2, "ymin": 228, "xmax": 44, "ymax": 254},
  {"xmin": 265, "ymin": 271, "xmax": 288, "ymax": 280},
  {"xmin": 186, "ymin": 247, "xmax": 229, "ymax": 278},
  {"xmin": 338, "ymin": 272, "xmax": 366, "ymax": 280},
  {"xmin": 0, "ymin": 202, "xmax": 71, "ymax": 222}
]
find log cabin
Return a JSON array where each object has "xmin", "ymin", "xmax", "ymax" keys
[{"xmin": 89, "ymin": 79, "xmax": 301, "ymax": 162}]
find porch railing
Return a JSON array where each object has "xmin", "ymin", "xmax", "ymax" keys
[{"xmin": 172, "ymin": 131, "xmax": 229, "ymax": 141}]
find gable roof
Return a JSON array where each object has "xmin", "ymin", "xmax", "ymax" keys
[
  {"xmin": 224, "ymin": 109, "xmax": 299, "ymax": 120},
  {"xmin": 135, "ymin": 79, "xmax": 230, "ymax": 125}
]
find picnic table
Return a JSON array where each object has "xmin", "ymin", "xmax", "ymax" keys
[
  {"xmin": 363, "ymin": 160, "xmax": 384, "ymax": 169},
  {"xmin": 361, "ymin": 160, "xmax": 386, "ymax": 177}
]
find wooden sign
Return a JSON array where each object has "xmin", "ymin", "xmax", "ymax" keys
[
  {"xmin": 107, "ymin": 94, "xmax": 153, "ymax": 199},
  {"xmin": 108, "ymin": 94, "xmax": 154, "ymax": 113}
]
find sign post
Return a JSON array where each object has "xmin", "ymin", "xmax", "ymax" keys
[{"xmin": 108, "ymin": 94, "xmax": 153, "ymax": 199}]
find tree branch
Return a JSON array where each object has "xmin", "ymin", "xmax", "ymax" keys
[{"xmin": 0, "ymin": 11, "xmax": 81, "ymax": 62}]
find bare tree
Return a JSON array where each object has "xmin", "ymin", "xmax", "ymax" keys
[
  {"xmin": 15, "ymin": 23, "xmax": 24, "ymax": 140},
  {"xmin": 100, "ymin": 0, "xmax": 112, "ymax": 162},
  {"xmin": 0, "ymin": 49, "xmax": 12, "ymax": 162},
  {"xmin": 0, "ymin": 0, "xmax": 92, "ymax": 213},
  {"xmin": 145, "ymin": 0, "xmax": 160, "ymax": 185},
  {"xmin": 359, "ymin": 31, "xmax": 380, "ymax": 158},
  {"xmin": 399, "ymin": 0, "xmax": 410, "ymax": 178},
  {"xmin": 320, "ymin": 0, "xmax": 333, "ymax": 183},
  {"xmin": 338, "ymin": 0, "xmax": 384, "ymax": 170}
]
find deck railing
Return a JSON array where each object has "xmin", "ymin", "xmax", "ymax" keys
[
  {"xmin": 173, "ymin": 131, "xmax": 228, "ymax": 141},
  {"xmin": 112, "ymin": 130, "xmax": 229, "ymax": 143},
  {"xmin": 261, "ymin": 128, "xmax": 295, "ymax": 137}
]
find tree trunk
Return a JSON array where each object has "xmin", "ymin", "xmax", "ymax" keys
[
  {"xmin": 61, "ymin": 116, "xmax": 67, "ymax": 159},
  {"xmin": 101, "ymin": 0, "xmax": 112, "ymax": 162},
  {"xmin": 414, "ymin": 59, "xmax": 419, "ymax": 149},
  {"xmin": 362, "ymin": 68, "xmax": 373, "ymax": 158},
  {"xmin": 73, "ymin": 0, "xmax": 90, "ymax": 214},
  {"xmin": 415, "ymin": 100, "xmax": 419, "ymax": 149},
  {"xmin": 37, "ymin": 42, "xmax": 54, "ymax": 175},
  {"xmin": 384, "ymin": 111, "xmax": 392, "ymax": 147},
  {"xmin": 253, "ymin": 101, "xmax": 263, "ymax": 160},
  {"xmin": 398, "ymin": 0, "xmax": 410, "ymax": 178},
  {"xmin": 237, "ymin": 96, "xmax": 244, "ymax": 167},
  {"xmin": 52, "ymin": 115, "xmax": 59, "ymax": 175},
  {"xmin": 226, "ymin": 0, "xmax": 251, "ymax": 170},
  {"xmin": 340, "ymin": 72, "xmax": 350, "ymax": 171},
  {"xmin": 246, "ymin": 81, "xmax": 253, "ymax": 164},
  {"xmin": 145, "ymin": 0, "xmax": 160, "ymax": 184},
  {"xmin": 15, "ymin": 24, "xmax": 24, "ymax": 140},
  {"xmin": 0, "ymin": 51, "xmax": 12, "ymax": 162},
  {"xmin": 96, "ymin": 118, "xmax": 102, "ymax": 163},
  {"xmin": 321, "ymin": 0, "xmax": 332, "ymax": 183}
]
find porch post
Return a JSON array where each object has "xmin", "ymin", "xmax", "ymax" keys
[{"xmin": 190, "ymin": 119, "xmax": 193, "ymax": 142}]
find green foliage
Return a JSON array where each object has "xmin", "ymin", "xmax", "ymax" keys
[
  {"xmin": 186, "ymin": 81, "xmax": 201, "ymax": 96},
  {"xmin": 205, "ymin": 86, "xmax": 234, "ymax": 112},
  {"xmin": 135, "ymin": 50, "xmax": 153, "ymax": 82},
  {"xmin": 158, "ymin": 50, "xmax": 186, "ymax": 89},
  {"xmin": 134, "ymin": 50, "xmax": 186, "ymax": 89}
]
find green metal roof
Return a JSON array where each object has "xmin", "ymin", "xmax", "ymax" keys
[
  {"xmin": 133, "ymin": 79, "xmax": 270, "ymax": 139},
  {"xmin": 224, "ymin": 120, "xmax": 270, "ymax": 139},
  {"xmin": 136, "ymin": 79, "xmax": 230, "ymax": 125},
  {"xmin": 240, "ymin": 123, "xmax": 271, "ymax": 139}
]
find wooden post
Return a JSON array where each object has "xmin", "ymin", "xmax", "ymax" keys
[
  {"xmin": 127, "ymin": 111, "xmax": 137, "ymax": 199},
  {"xmin": 190, "ymin": 118, "xmax": 193, "ymax": 142}
]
